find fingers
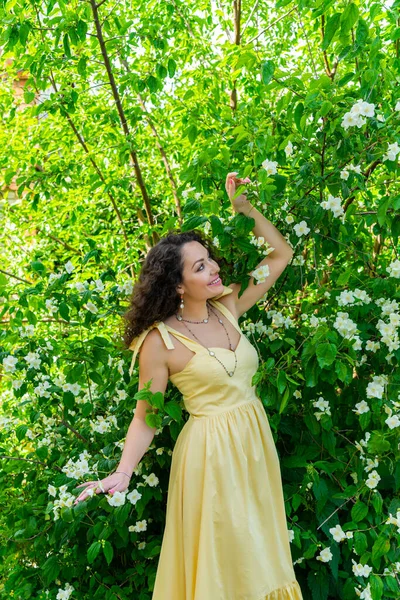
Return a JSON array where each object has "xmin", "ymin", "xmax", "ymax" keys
[{"xmin": 75, "ymin": 480, "xmax": 98, "ymax": 489}]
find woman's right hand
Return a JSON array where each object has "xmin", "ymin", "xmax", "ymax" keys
[{"xmin": 74, "ymin": 471, "xmax": 131, "ymax": 505}]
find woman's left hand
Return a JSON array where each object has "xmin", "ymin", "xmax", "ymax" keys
[{"xmin": 225, "ymin": 172, "xmax": 252, "ymax": 213}]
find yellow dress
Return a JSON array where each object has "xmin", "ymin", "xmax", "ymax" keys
[{"xmin": 129, "ymin": 286, "xmax": 303, "ymax": 600}]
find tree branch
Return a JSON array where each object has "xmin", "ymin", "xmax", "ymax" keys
[{"xmin": 89, "ymin": 0, "xmax": 157, "ymax": 243}]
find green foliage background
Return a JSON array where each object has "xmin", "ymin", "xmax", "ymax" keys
[{"xmin": 0, "ymin": 0, "xmax": 399, "ymax": 599}]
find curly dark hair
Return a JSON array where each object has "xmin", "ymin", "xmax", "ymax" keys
[{"xmin": 121, "ymin": 229, "xmax": 228, "ymax": 350}]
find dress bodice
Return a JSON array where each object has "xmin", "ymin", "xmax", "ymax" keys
[{"xmin": 129, "ymin": 286, "xmax": 259, "ymax": 418}]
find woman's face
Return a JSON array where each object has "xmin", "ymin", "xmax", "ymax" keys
[{"xmin": 178, "ymin": 241, "xmax": 223, "ymax": 298}]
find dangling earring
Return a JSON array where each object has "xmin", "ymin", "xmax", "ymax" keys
[{"xmin": 178, "ymin": 294, "xmax": 184, "ymax": 321}]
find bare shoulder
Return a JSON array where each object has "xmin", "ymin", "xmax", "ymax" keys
[
  {"xmin": 213, "ymin": 284, "xmax": 241, "ymax": 320},
  {"xmin": 139, "ymin": 328, "xmax": 169, "ymax": 365}
]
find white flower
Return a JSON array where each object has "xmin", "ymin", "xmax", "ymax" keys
[
  {"xmin": 293, "ymin": 221, "xmax": 310, "ymax": 237},
  {"xmin": 385, "ymin": 414, "xmax": 400, "ymax": 429},
  {"xmin": 292, "ymin": 255, "xmax": 305, "ymax": 266},
  {"xmin": 94, "ymin": 279, "xmax": 104, "ymax": 292},
  {"xmin": 288, "ymin": 529, "xmax": 294, "ymax": 542},
  {"xmin": 24, "ymin": 351, "xmax": 41, "ymax": 369},
  {"xmin": 74, "ymin": 282, "xmax": 86, "ymax": 292},
  {"xmin": 386, "ymin": 259, "xmax": 400, "ymax": 278},
  {"xmin": 261, "ymin": 158, "xmax": 278, "ymax": 175},
  {"xmin": 64, "ymin": 261, "xmax": 74, "ymax": 274},
  {"xmin": 48, "ymin": 485, "xmax": 57, "ymax": 497},
  {"xmin": 129, "ymin": 519, "xmax": 147, "ymax": 532},
  {"xmin": 107, "ymin": 490, "xmax": 126, "ymax": 507},
  {"xmin": 213, "ymin": 236, "xmax": 220, "ymax": 248},
  {"xmin": 317, "ymin": 547, "xmax": 333, "ymax": 562},
  {"xmin": 252, "ymin": 264, "xmax": 270, "ymax": 284},
  {"xmin": 333, "ymin": 312, "xmax": 358, "ymax": 339},
  {"xmin": 143, "ymin": 473, "xmax": 159, "ymax": 487},
  {"xmin": 2, "ymin": 355, "xmax": 18, "ymax": 373},
  {"xmin": 203, "ymin": 221, "xmax": 211, "ymax": 235},
  {"xmin": 376, "ymin": 114, "xmax": 385, "ymax": 122},
  {"xmin": 320, "ymin": 194, "xmax": 344, "ymax": 219},
  {"xmin": 365, "ymin": 470, "xmax": 381, "ymax": 489},
  {"xmin": 138, "ymin": 541, "xmax": 146, "ymax": 550},
  {"xmin": 284, "ymin": 141, "xmax": 294, "ymax": 158},
  {"xmin": 366, "ymin": 381, "xmax": 384, "ymax": 399},
  {"xmin": 86, "ymin": 301, "xmax": 98, "ymax": 314},
  {"xmin": 182, "ymin": 186, "xmax": 196, "ymax": 199},
  {"xmin": 352, "ymin": 560, "xmax": 373, "ymax": 578},
  {"xmin": 284, "ymin": 214, "xmax": 294, "ymax": 224},
  {"xmin": 353, "ymin": 401, "xmax": 370, "ymax": 415},
  {"xmin": 56, "ymin": 583, "xmax": 74, "ymax": 600},
  {"xmin": 340, "ymin": 168, "xmax": 350, "ymax": 180},
  {"xmin": 329, "ymin": 524, "xmax": 346, "ymax": 542},
  {"xmin": 359, "ymin": 583, "xmax": 372, "ymax": 600},
  {"xmin": 293, "ymin": 390, "xmax": 302, "ymax": 399},
  {"xmin": 364, "ymin": 458, "xmax": 379, "ymax": 473},
  {"xmin": 45, "ymin": 298, "xmax": 58, "ymax": 314},
  {"xmin": 127, "ymin": 489, "xmax": 142, "ymax": 505},
  {"xmin": 338, "ymin": 290, "xmax": 354, "ymax": 306}
]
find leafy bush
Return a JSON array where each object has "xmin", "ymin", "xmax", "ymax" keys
[{"xmin": 1, "ymin": 1, "xmax": 400, "ymax": 599}]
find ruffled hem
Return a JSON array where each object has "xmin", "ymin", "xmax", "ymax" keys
[{"xmin": 256, "ymin": 580, "xmax": 303, "ymax": 600}]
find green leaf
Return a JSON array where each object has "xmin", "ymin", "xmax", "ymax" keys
[
  {"xmin": 316, "ymin": 343, "xmax": 337, "ymax": 368},
  {"xmin": 19, "ymin": 22, "xmax": 31, "ymax": 46},
  {"xmin": 103, "ymin": 541, "xmax": 114, "ymax": 565},
  {"xmin": 277, "ymin": 370, "xmax": 287, "ymax": 394},
  {"xmin": 377, "ymin": 196, "xmax": 390, "ymax": 226},
  {"xmin": 168, "ymin": 58, "xmax": 176, "ymax": 77},
  {"xmin": 307, "ymin": 568, "xmax": 329, "ymax": 600},
  {"xmin": 59, "ymin": 301, "xmax": 70, "ymax": 321},
  {"xmin": 77, "ymin": 57, "xmax": 87, "ymax": 77},
  {"xmin": 391, "ymin": 214, "xmax": 400, "ymax": 245},
  {"xmin": 294, "ymin": 102, "xmax": 304, "ymax": 133},
  {"xmin": 356, "ymin": 18, "xmax": 369, "ymax": 46},
  {"xmin": 319, "ymin": 101, "xmax": 332, "ymax": 117},
  {"xmin": 369, "ymin": 575, "xmax": 383, "ymax": 600},
  {"xmin": 42, "ymin": 555, "xmax": 60, "ymax": 584},
  {"xmin": 150, "ymin": 392, "xmax": 165, "ymax": 410},
  {"xmin": 371, "ymin": 491, "xmax": 383, "ymax": 515},
  {"xmin": 279, "ymin": 387, "xmax": 290, "ymax": 414},
  {"xmin": 321, "ymin": 13, "xmax": 341, "ymax": 51},
  {"xmin": 181, "ymin": 215, "xmax": 208, "ymax": 231},
  {"xmin": 371, "ymin": 534, "xmax": 390, "ymax": 562},
  {"xmin": 63, "ymin": 33, "xmax": 72, "ymax": 58},
  {"xmin": 340, "ymin": 3, "xmax": 359, "ymax": 35},
  {"xmin": 165, "ymin": 401, "xmax": 182, "ymax": 421},
  {"xmin": 187, "ymin": 124, "xmax": 197, "ymax": 144},
  {"xmin": 351, "ymin": 501, "xmax": 368, "ymax": 522},
  {"xmin": 146, "ymin": 75, "xmax": 158, "ymax": 92},
  {"xmin": 354, "ymin": 532, "xmax": 368, "ymax": 555},
  {"xmin": 16, "ymin": 424, "xmax": 28, "ymax": 441},
  {"xmin": 77, "ymin": 19, "xmax": 88, "ymax": 41},
  {"xmin": 145, "ymin": 412, "xmax": 162, "ymax": 429},
  {"xmin": 87, "ymin": 541, "xmax": 101, "ymax": 564},
  {"xmin": 261, "ymin": 60, "xmax": 275, "ymax": 85}
]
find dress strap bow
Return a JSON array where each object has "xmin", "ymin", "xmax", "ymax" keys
[{"xmin": 128, "ymin": 322, "xmax": 175, "ymax": 376}]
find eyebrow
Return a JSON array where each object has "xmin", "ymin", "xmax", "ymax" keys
[{"xmin": 192, "ymin": 251, "xmax": 210, "ymax": 269}]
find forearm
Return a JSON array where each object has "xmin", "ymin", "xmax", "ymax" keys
[
  {"xmin": 237, "ymin": 202, "xmax": 293, "ymax": 257},
  {"xmin": 117, "ymin": 416, "xmax": 156, "ymax": 477}
]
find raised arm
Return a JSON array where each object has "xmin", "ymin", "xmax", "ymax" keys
[{"xmin": 225, "ymin": 172, "xmax": 294, "ymax": 318}]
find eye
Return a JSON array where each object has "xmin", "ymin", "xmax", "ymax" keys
[{"xmin": 197, "ymin": 255, "xmax": 211, "ymax": 271}]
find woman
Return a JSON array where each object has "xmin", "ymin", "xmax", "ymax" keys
[{"xmin": 75, "ymin": 172, "xmax": 303, "ymax": 599}]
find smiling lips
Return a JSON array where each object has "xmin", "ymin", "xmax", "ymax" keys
[{"xmin": 208, "ymin": 276, "xmax": 222, "ymax": 286}]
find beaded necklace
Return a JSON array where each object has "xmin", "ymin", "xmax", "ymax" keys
[{"xmin": 174, "ymin": 302, "xmax": 238, "ymax": 377}]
